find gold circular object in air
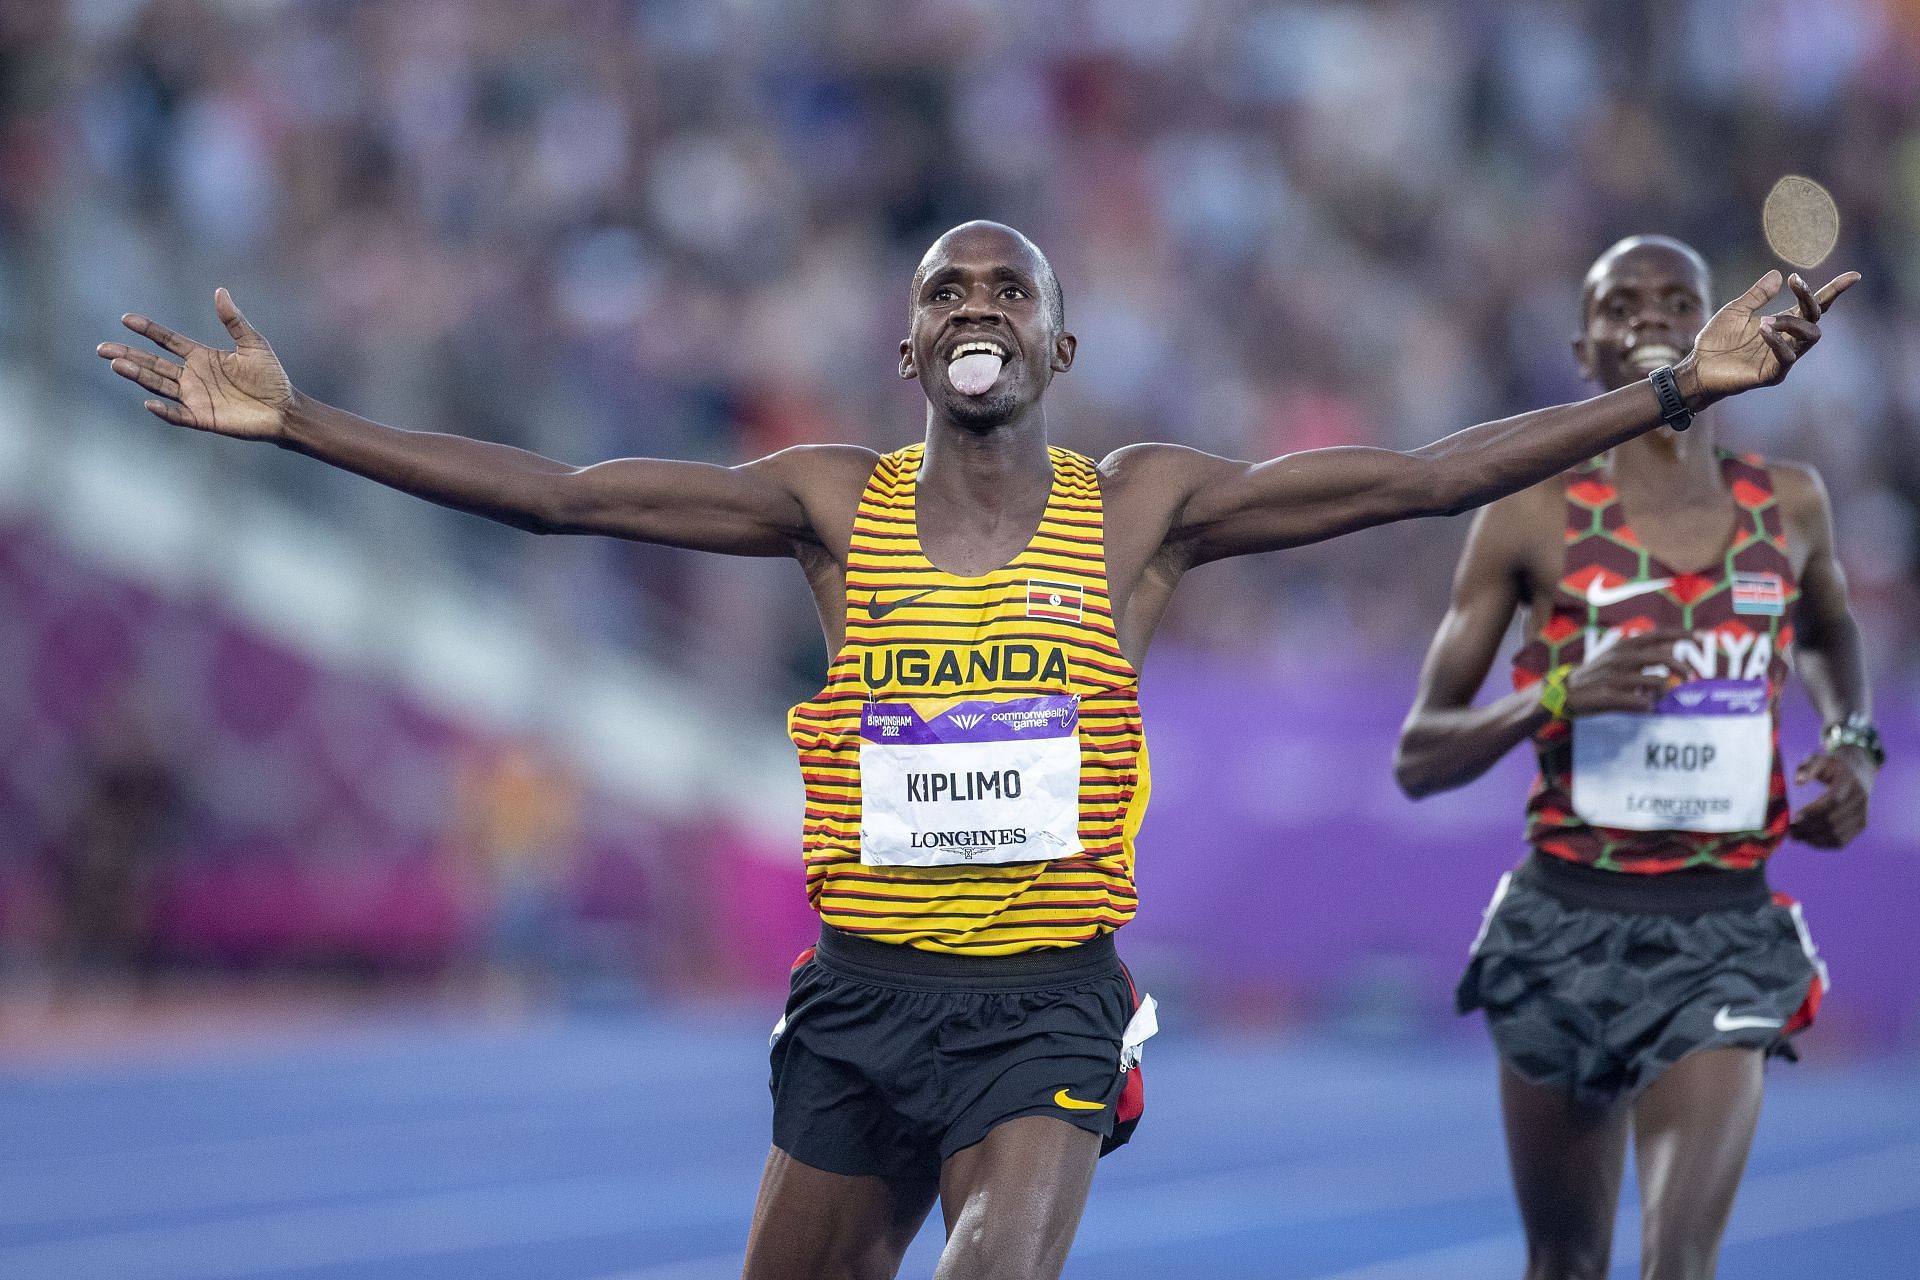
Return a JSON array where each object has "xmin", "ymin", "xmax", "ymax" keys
[{"xmin": 1761, "ymin": 175, "xmax": 1840, "ymax": 270}]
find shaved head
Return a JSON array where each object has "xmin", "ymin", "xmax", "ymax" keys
[
  {"xmin": 1582, "ymin": 235, "xmax": 1711, "ymax": 321},
  {"xmin": 911, "ymin": 221, "xmax": 1065, "ymax": 328}
]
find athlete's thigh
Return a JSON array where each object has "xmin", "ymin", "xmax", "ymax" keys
[
  {"xmin": 742, "ymin": 1145, "xmax": 937, "ymax": 1280},
  {"xmin": 1631, "ymin": 1046, "xmax": 1764, "ymax": 1279},
  {"xmin": 1499, "ymin": 1059, "xmax": 1630, "ymax": 1278},
  {"xmin": 933, "ymin": 1115, "xmax": 1101, "ymax": 1280}
]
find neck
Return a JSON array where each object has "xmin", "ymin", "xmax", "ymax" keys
[
  {"xmin": 1608, "ymin": 411, "xmax": 1721, "ymax": 490},
  {"xmin": 920, "ymin": 407, "xmax": 1053, "ymax": 504}
]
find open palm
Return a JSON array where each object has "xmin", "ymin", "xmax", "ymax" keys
[
  {"xmin": 96, "ymin": 288, "xmax": 293, "ymax": 440},
  {"xmin": 1689, "ymin": 269, "xmax": 1859, "ymax": 399}
]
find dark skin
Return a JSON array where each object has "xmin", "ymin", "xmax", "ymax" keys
[
  {"xmin": 1396, "ymin": 239, "xmax": 1873, "ymax": 1280},
  {"xmin": 100, "ymin": 223, "xmax": 1850, "ymax": 1280}
]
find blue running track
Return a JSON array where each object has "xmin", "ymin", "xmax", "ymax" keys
[{"xmin": 1, "ymin": 1012, "xmax": 1914, "ymax": 1278}]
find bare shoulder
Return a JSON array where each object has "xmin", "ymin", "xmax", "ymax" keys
[
  {"xmin": 758, "ymin": 442, "xmax": 881, "ymax": 499},
  {"xmin": 758, "ymin": 442, "xmax": 882, "ymax": 481},
  {"xmin": 1097, "ymin": 441, "xmax": 1233, "ymax": 482},
  {"xmin": 1764, "ymin": 457, "xmax": 1830, "ymax": 523},
  {"xmin": 1474, "ymin": 474, "xmax": 1563, "ymax": 556},
  {"xmin": 750, "ymin": 443, "xmax": 880, "ymax": 553},
  {"xmin": 1096, "ymin": 441, "xmax": 1238, "ymax": 511}
]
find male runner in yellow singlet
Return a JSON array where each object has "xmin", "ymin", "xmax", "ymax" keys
[
  {"xmin": 1396, "ymin": 236, "xmax": 1877, "ymax": 1280},
  {"xmin": 100, "ymin": 222, "xmax": 1853, "ymax": 1280}
]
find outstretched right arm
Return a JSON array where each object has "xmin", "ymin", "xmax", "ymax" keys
[{"xmin": 98, "ymin": 289, "xmax": 865, "ymax": 557}]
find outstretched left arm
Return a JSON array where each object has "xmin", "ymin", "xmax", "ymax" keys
[
  {"xmin": 1777, "ymin": 463, "xmax": 1876, "ymax": 848},
  {"xmin": 1154, "ymin": 271, "xmax": 1856, "ymax": 565},
  {"xmin": 1150, "ymin": 381, "xmax": 1683, "ymax": 563}
]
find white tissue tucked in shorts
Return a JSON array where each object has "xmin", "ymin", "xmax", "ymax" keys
[{"xmin": 1120, "ymin": 994, "xmax": 1159, "ymax": 1072}]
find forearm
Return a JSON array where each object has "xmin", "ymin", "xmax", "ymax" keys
[
  {"xmin": 277, "ymin": 391, "xmax": 576, "ymax": 533},
  {"xmin": 1797, "ymin": 616, "xmax": 1872, "ymax": 728},
  {"xmin": 1396, "ymin": 686, "xmax": 1551, "ymax": 798},
  {"xmin": 1413, "ymin": 375, "xmax": 1690, "ymax": 517}
]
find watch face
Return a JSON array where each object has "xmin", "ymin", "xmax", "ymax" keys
[{"xmin": 1825, "ymin": 721, "xmax": 1885, "ymax": 767}]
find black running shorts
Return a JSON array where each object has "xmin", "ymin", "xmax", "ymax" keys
[
  {"xmin": 1458, "ymin": 853, "xmax": 1826, "ymax": 1106},
  {"xmin": 768, "ymin": 925, "xmax": 1150, "ymax": 1182}
]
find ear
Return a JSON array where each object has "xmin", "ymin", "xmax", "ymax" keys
[
  {"xmin": 1051, "ymin": 331, "xmax": 1076, "ymax": 373},
  {"xmin": 899, "ymin": 337, "xmax": 917, "ymax": 380},
  {"xmin": 1571, "ymin": 332, "xmax": 1595, "ymax": 381}
]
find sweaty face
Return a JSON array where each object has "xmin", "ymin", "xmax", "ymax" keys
[
  {"xmin": 1578, "ymin": 246, "xmax": 1710, "ymax": 394},
  {"xmin": 902, "ymin": 229, "xmax": 1066, "ymax": 428}
]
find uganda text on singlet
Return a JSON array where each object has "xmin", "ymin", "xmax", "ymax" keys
[
  {"xmin": 1511, "ymin": 452, "xmax": 1797, "ymax": 873},
  {"xmin": 788, "ymin": 445, "xmax": 1149, "ymax": 954}
]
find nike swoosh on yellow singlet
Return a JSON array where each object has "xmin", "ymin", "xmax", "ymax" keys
[
  {"xmin": 1053, "ymin": 1088, "xmax": 1105, "ymax": 1111},
  {"xmin": 866, "ymin": 588, "xmax": 939, "ymax": 618}
]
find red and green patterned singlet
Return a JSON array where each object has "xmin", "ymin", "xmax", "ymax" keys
[{"xmin": 1512, "ymin": 451, "xmax": 1797, "ymax": 873}]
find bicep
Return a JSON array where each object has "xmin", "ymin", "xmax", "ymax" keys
[
  {"xmin": 1781, "ymin": 466, "xmax": 1854, "ymax": 648},
  {"xmin": 1174, "ymin": 446, "xmax": 1432, "ymax": 563},
  {"xmin": 549, "ymin": 448, "xmax": 839, "ymax": 556},
  {"xmin": 1408, "ymin": 506, "xmax": 1529, "ymax": 714}
]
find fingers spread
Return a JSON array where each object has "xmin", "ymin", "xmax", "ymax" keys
[
  {"xmin": 1733, "ymin": 270, "xmax": 1784, "ymax": 312},
  {"xmin": 143, "ymin": 399, "xmax": 199, "ymax": 428},
  {"xmin": 106, "ymin": 348, "xmax": 182, "ymax": 378},
  {"xmin": 122, "ymin": 314, "xmax": 196, "ymax": 358},
  {"xmin": 1759, "ymin": 324, "xmax": 1796, "ymax": 373},
  {"xmin": 214, "ymin": 287, "xmax": 260, "ymax": 344},
  {"xmin": 1789, "ymin": 273, "xmax": 1820, "ymax": 323},
  {"xmin": 112, "ymin": 358, "xmax": 180, "ymax": 398},
  {"xmin": 1769, "ymin": 315, "xmax": 1819, "ymax": 345},
  {"xmin": 1813, "ymin": 271, "xmax": 1861, "ymax": 313}
]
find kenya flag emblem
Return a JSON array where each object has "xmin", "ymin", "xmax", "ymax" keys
[
  {"xmin": 1731, "ymin": 571, "xmax": 1786, "ymax": 616},
  {"xmin": 1027, "ymin": 579, "xmax": 1084, "ymax": 622}
]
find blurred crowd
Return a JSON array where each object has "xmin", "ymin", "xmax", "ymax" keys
[{"xmin": 3, "ymin": 0, "xmax": 1919, "ymax": 699}]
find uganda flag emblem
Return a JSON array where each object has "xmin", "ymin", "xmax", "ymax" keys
[{"xmin": 1026, "ymin": 578, "xmax": 1083, "ymax": 622}]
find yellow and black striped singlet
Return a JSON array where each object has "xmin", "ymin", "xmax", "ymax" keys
[{"xmin": 787, "ymin": 444, "xmax": 1149, "ymax": 955}]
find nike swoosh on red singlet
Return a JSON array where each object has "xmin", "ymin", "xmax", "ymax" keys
[{"xmin": 1585, "ymin": 577, "xmax": 1677, "ymax": 608}]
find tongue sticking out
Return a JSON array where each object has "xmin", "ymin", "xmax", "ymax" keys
[{"xmin": 948, "ymin": 353, "xmax": 1004, "ymax": 396}]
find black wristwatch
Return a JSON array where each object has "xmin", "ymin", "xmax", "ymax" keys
[
  {"xmin": 1649, "ymin": 365, "xmax": 1693, "ymax": 432},
  {"xmin": 1823, "ymin": 712, "xmax": 1886, "ymax": 769}
]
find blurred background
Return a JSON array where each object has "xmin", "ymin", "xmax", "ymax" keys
[{"xmin": 0, "ymin": 0, "xmax": 1916, "ymax": 1276}]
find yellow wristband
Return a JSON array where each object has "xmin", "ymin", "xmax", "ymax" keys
[{"xmin": 1539, "ymin": 664, "xmax": 1573, "ymax": 720}]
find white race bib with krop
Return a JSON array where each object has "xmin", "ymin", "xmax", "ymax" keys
[
  {"xmin": 1573, "ymin": 679, "xmax": 1771, "ymax": 833},
  {"xmin": 858, "ymin": 695, "xmax": 1083, "ymax": 867}
]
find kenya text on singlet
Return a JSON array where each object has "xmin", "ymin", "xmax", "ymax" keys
[{"xmin": 1512, "ymin": 451, "xmax": 1797, "ymax": 873}]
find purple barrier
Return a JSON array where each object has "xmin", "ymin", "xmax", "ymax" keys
[
  {"xmin": 147, "ymin": 849, "xmax": 468, "ymax": 966},
  {"xmin": 0, "ymin": 520, "xmax": 665, "ymax": 972},
  {"xmin": 1129, "ymin": 650, "xmax": 1920, "ymax": 1049}
]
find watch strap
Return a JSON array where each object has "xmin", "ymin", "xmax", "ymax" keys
[{"xmin": 1649, "ymin": 364, "xmax": 1693, "ymax": 432}]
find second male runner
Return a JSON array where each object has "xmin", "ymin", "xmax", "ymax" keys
[{"xmin": 1397, "ymin": 236, "xmax": 1875, "ymax": 1280}]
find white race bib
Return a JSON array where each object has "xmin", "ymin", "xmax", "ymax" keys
[
  {"xmin": 859, "ymin": 695, "xmax": 1083, "ymax": 866},
  {"xmin": 1572, "ymin": 679, "xmax": 1771, "ymax": 833}
]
